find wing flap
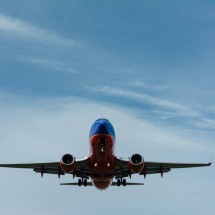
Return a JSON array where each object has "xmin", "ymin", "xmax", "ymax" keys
[
  {"xmin": 144, "ymin": 161, "xmax": 212, "ymax": 169},
  {"xmin": 140, "ymin": 167, "xmax": 171, "ymax": 175},
  {"xmin": 34, "ymin": 167, "xmax": 65, "ymax": 175}
]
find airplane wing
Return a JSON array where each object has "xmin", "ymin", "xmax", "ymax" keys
[
  {"xmin": 114, "ymin": 156, "xmax": 211, "ymax": 178},
  {"xmin": 0, "ymin": 157, "xmax": 90, "ymax": 178}
]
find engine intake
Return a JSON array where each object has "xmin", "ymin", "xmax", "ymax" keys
[
  {"xmin": 129, "ymin": 154, "xmax": 144, "ymax": 173},
  {"xmin": 60, "ymin": 154, "xmax": 75, "ymax": 173}
]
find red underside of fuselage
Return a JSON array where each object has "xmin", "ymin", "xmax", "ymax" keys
[{"xmin": 89, "ymin": 134, "xmax": 115, "ymax": 190}]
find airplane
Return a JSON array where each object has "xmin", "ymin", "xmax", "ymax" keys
[{"xmin": 0, "ymin": 118, "xmax": 211, "ymax": 190}]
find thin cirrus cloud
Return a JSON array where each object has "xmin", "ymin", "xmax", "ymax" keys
[
  {"xmin": 91, "ymin": 86, "xmax": 199, "ymax": 117},
  {"xmin": 91, "ymin": 86, "xmax": 215, "ymax": 131},
  {"xmin": 24, "ymin": 58, "xmax": 78, "ymax": 74},
  {"xmin": 129, "ymin": 81, "xmax": 170, "ymax": 90},
  {"xmin": 193, "ymin": 118, "xmax": 215, "ymax": 130},
  {"xmin": 0, "ymin": 14, "xmax": 76, "ymax": 45}
]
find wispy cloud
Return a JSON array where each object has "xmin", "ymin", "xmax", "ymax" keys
[
  {"xmin": 207, "ymin": 106, "xmax": 215, "ymax": 113},
  {"xmin": 25, "ymin": 58, "xmax": 78, "ymax": 74},
  {"xmin": 129, "ymin": 81, "xmax": 170, "ymax": 90},
  {"xmin": 0, "ymin": 14, "xmax": 76, "ymax": 45},
  {"xmin": 90, "ymin": 86, "xmax": 199, "ymax": 117},
  {"xmin": 89, "ymin": 86, "xmax": 215, "ymax": 131},
  {"xmin": 0, "ymin": 93, "xmax": 211, "ymax": 157},
  {"xmin": 193, "ymin": 118, "xmax": 215, "ymax": 130}
]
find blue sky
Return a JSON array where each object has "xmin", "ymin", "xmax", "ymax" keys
[{"xmin": 0, "ymin": 1, "xmax": 214, "ymax": 215}]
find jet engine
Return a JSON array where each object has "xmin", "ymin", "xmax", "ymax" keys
[
  {"xmin": 60, "ymin": 154, "xmax": 75, "ymax": 173},
  {"xmin": 128, "ymin": 154, "xmax": 144, "ymax": 173}
]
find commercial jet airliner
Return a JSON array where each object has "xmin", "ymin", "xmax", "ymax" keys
[{"xmin": 0, "ymin": 119, "xmax": 211, "ymax": 190}]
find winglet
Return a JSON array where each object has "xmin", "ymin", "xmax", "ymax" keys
[{"xmin": 208, "ymin": 162, "xmax": 212, "ymax": 166}]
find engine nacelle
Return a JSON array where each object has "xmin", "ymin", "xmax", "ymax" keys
[
  {"xmin": 60, "ymin": 154, "xmax": 75, "ymax": 173},
  {"xmin": 128, "ymin": 154, "xmax": 144, "ymax": 173}
]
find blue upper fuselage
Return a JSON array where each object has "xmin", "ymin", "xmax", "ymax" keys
[{"xmin": 89, "ymin": 118, "xmax": 115, "ymax": 139}]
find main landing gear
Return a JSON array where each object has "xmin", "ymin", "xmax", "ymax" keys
[
  {"xmin": 78, "ymin": 178, "xmax": 88, "ymax": 186},
  {"xmin": 117, "ymin": 178, "xmax": 126, "ymax": 186}
]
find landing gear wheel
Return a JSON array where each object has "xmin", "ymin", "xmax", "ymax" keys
[
  {"xmin": 117, "ymin": 179, "xmax": 121, "ymax": 186},
  {"xmin": 83, "ymin": 179, "xmax": 87, "ymax": 186},
  {"xmin": 78, "ymin": 179, "xmax": 82, "ymax": 186},
  {"xmin": 122, "ymin": 179, "xmax": 126, "ymax": 186}
]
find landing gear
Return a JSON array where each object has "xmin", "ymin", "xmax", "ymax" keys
[
  {"xmin": 78, "ymin": 178, "xmax": 88, "ymax": 186},
  {"xmin": 117, "ymin": 178, "xmax": 126, "ymax": 187},
  {"xmin": 78, "ymin": 179, "xmax": 82, "ymax": 186},
  {"xmin": 122, "ymin": 179, "xmax": 126, "ymax": 186},
  {"xmin": 117, "ymin": 179, "xmax": 121, "ymax": 186},
  {"xmin": 83, "ymin": 179, "xmax": 88, "ymax": 186}
]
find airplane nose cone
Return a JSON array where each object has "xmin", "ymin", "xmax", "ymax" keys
[
  {"xmin": 89, "ymin": 119, "xmax": 115, "ymax": 139},
  {"xmin": 97, "ymin": 122, "xmax": 109, "ymax": 134}
]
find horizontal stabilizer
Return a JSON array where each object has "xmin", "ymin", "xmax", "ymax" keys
[
  {"xmin": 60, "ymin": 182, "xmax": 144, "ymax": 186},
  {"xmin": 112, "ymin": 182, "xmax": 144, "ymax": 186},
  {"xmin": 60, "ymin": 182, "xmax": 93, "ymax": 186}
]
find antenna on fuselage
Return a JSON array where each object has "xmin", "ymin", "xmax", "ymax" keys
[{"xmin": 100, "ymin": 138, "xmax": 106, "ymax": 155}]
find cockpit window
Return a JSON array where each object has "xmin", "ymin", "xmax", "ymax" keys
[{"xmin": 96, "ymin": 118, "xmax": 109, "ymax": 122}]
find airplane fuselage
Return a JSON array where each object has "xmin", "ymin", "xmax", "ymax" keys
[{"xmin": 89, "ymin": 119, "xmax": 116, "ymax": 189}]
